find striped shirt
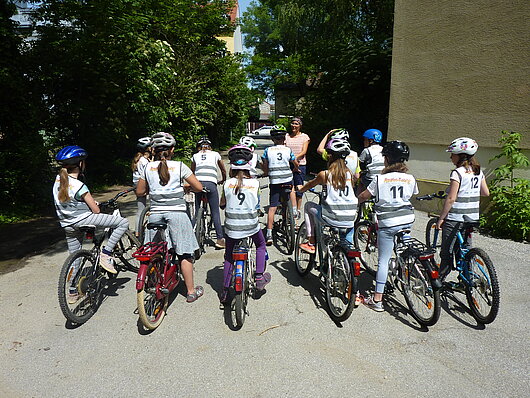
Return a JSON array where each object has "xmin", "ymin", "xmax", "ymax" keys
[{"xmin": 285, "ymin": 133, "xmax": 310, "ymax": 165}]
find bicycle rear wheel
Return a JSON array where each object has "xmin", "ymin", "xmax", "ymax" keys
[
  {"xmin": 58, "ymin": 250, "xmax": 103, "ymax": 325},
  {"xmin": 326, "ymin": 248, "xmax": 356, "ymax": 323},
  {"xmin": 354, "ymin": 220, "xmax": 378, "ymax": 275},
  {"xmin": 283, "ymin": 201, "xmax": 296, "ymax": 254},
  {"xmin": 233, "ymin": 259, "xmax": 250, "ymax": 327},
  {"xmin": 425, "ymin": 217, "xmax": 441, "ymax": 266},
  {"xmin": 294, "ymin": 221, "xmax": 315, "ymax": 276},
  {"xmin": 137, "ymin": 205, "xmax": 151, "ymax": 244},
  {"xmin": 116, "ymin": 231, "xmax": 141, "ymax": 273},
  {"xmin": 194, "ymin": 207, "xmax": 206, "ymax": 259},
  {"xmin": 464, "ymin": 248, "xmax": 499, "ymax": 324},
  {"xmin": 400, "ymin": 256, "xmax": 441, "ymax": 327},
  {"xmin": 137, "ymin": 255, "xmax": 168, "ymax": 330}
]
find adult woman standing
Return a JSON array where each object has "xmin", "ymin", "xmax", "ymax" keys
[{"xmin": 285, "ymin": 117, "xmax": 310, "ymax": 218}]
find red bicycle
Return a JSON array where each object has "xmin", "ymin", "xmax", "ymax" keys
[{"xmin": 133, "ymin": 222, "xmax": 180, "ymax": 330}]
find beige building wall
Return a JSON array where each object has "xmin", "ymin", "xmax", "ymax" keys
[{"xmin": 388, "ymin": 0, "xmax": 530, "ymax": 203}]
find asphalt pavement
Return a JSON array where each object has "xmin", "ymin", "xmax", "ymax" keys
[{"xmin": 0, "ymin": 138, "xmax": 528, "ymax": 397}]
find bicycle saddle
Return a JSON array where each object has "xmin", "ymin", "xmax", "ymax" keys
[
  {"xmin": 78, "ymin": 225, "xmax": 96, "ymax": 233},
  {"xmin": 146, "ymin": 222, "xmax": 168, "ymax": 230},
  {"xmin": 462, "ymin": 215, "xmax": 480, "ymax": 228}
]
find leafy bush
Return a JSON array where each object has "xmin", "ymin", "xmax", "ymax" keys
[{"xmin": 481, "ymin": 131, "xmax": 530, "ymax": 241}]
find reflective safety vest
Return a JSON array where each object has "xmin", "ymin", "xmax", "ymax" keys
[
  {"xmin": 192, "ymin": 150, "xmax": 221, "ymax": 184},
  {"xmin": 264, "ymin": 145, "xmax": 294, "ymax": 185},
  {"xmin": 223, "ymin": 177, "xmax": 260, "ymax": 239},
  {"xmin": 52, "ymin": 175, "xmax": 92, "ymax": 227},
  {"xmin": 447, "ymin": 167, "xmax": 484, "ymax": 222},
  {"xmin": 143, "ymin": 160, "xmax": 188, "ymax": 212},
  {"xmin": 321, "ymin": 172, "xmax": 358, "ymax": 228},
  {"xmin": 365, "ymin": 145, "xmax": 384, "ymax": 179}
]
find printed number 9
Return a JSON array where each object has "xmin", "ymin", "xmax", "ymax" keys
[{"xmin": 237, "ymin": 192, "xmax": 246, "ymax": 205}]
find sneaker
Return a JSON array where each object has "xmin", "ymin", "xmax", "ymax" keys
[
  {"xmin": 299, "ymin": 242, "xmax": 316, "ymax": 254},
  {"xmin": 215, "ymin": 238, "xmax": 226, "ymax": 249},
  {"xmin": 99, "ymin": 251, "xmax": 117, "ymax": 274},
  {"xmin": 68, "ymin": 292, "xmax": 80, "ymax": 304},
  {"xmin": 363, "ymin": 295, "xmax": 384, "ymax": 312},
  {"xmin": 266, "ymin": 233, "xmax": 273, "ymax": 246},
  {"xmin": 354, "ymin": 293, "xmax": 363, "ymax": 307},
  {"xmin": 218, "ymin": 288, "xmax": 229, "ymax": 304},
  {"xmin": 255, "ymin": 272, "xmax": 271, "ymax": 290}
]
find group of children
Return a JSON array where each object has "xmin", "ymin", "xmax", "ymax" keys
[{"xmin": 53, "ymin": 120, "xmax": 489, "ymax": 310}]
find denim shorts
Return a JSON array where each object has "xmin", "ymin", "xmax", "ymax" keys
[{"xmin": 269, "ymin": 182, "xmax": 293, "ymax": 207}]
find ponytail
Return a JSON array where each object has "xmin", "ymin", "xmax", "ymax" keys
[
  {"xmin": 131, "ymin": 152, "xmax": 143, "ymax": 171},
  {"xmin": 154, "ymin": 149, "xmax": 171, "ymax": 186},
  {"xmin": 229, "ymin": 168, "xmax": 250, "ymax": 194},
  {"xmin": 58, "ymin": 167, "xmax": 70, "ymax": 203}
]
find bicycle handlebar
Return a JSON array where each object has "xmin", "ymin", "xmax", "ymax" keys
[
  {"xmin": 99, "ymin": 187, "xmax": 134, "ymax": 209},
  {"xmin": 416, "ymin": 190, "xmax": 447, "ymax": 201}
]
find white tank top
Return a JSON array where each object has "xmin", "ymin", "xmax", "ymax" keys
[
  {"xmin": 223, "ymin": 177, "xmax": 261, "ymax": 239},
  {"xmin": 192, "ymin": 150, "xmax": 221, "ymax": 184},
  {"xmin": 52, "ymin": 175, "xmax": 92, "ymax": 227},
  {"xmin": 447, "ymin": 167, "xmax": 484, "ymax": 222},
  {"xmin": 369, "ymin": 172, "xmax": 418, "ymax": 228},
  {"xmin": 265, "ymin": 145, "xmax": 293, "ymax": 184},
  {"xmin": 321, "ymin": 172, "xmax": 358, "ymax": 228},
  {"xmin": 143, "ymin": 160, "xmax": 191, "ymax": 212}
]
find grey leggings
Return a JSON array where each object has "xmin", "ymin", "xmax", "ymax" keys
[
  {"xmin": 64, "ymin": 213, "xmax": 129, "ymax": 254},
  {"xmin": 194, "ymin": 181, "xmax": 224, "ymax": 239}
]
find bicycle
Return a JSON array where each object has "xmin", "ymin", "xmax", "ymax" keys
[
  {"xmin": 133, "ymin": 222, "xmax": 181, "ymax": 330},
  {"xmin": 193, "ymin": 187, "xmax": 215, "ymax": 259},
  {"xmin": 272, "ymin": 183, "xmax": 296, "ymax": 254},
  {"xmin": 223, "ymin": 237, "xmax": 257, "ymax": 328},
  {"xmin": 294, "ymin": 189, "xmax": 361, "ymax": 323},
  {"xmin": 57, "ymin": 188, "xmax": 141, "ymax": 325},
  {"xmin": 385, "ymin": 229, "xmax": 442, "ymax": 326},
  {"xmin": 353, "ymin": 211, "xmax": 379, "ymax": 275},
  {"xmin": 417, "ymin": 192, "xmax": 500, "ymax": 324}
]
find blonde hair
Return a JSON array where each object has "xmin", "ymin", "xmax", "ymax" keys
[
  {"xmin": 327, "ymin": 155, "xmax": 348, "ymax": 191},
  {"xmin": 229, "ymin": 168, "xmax": 251, "ymax": 194},
  {"xmin": 154, "ymin": 149, "xmax": 172, "ymax": 186},
  {"xmin": 57, "ymin": 164, "xmax": 80, "ymax": 202}
]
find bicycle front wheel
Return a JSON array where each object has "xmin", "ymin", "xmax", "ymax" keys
[
  {"xmin": 464, "ymin": 248, "xmax": 500, "ymax": 324},
  {"xmin": 425, "ymin": 217, "xmax": 441, "ymax": 266},
  {"xmin": 194, "ymin": 207, "xmax": 206, "ymax": 260},
  {"xmin": 400, "ymin": 257, "xmax": 441, "ymax": 327},
  {"xmin": 294, "ymin": 221, "xmax": 315, "ymax": 276},
  {"xmin": 137, "ymin": 255, "xmax": 168, "ymax": 330},
  {"xmin": 354, "ymin": 220, "xmax": 378, "ymax": 275},
  {"xmin": 283, "ymin": 201, "xmax": 296, "ymax": 254},
  {"xmin": 326, "ymin": 248, "xmax": 356, "ymax": 323},
  {"xmin": 58, "ymin": 250, "xmax": 102, "ymax": 325},
  {"xmin": 116, "ymin": 231, "xmax": 141, "ymax": 273}
]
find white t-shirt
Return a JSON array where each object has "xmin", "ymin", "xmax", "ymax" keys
[
  {"xmin": 447, "ymin": 167, "xmax": 485, "ymax": 222},
  {"xmin": 133, "ymin": 156, "xmax": 150, "ymax": 186}
]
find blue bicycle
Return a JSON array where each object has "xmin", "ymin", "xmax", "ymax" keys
[{"xmin": 418, "ymin": 192, "xmax": 500, "ymax": 324}]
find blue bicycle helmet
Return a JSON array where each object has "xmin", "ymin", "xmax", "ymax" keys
[
  {"xmin": 363, "ymin": 129, "xmax": 383, "ymax": 143},
  {"xmin": 55, "ymin": 146, "xmax": 88, "ymax": 165}
]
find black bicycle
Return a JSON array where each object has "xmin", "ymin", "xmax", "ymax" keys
[
  {"xmin": 272, "ymin": 183, "xmax": 296, "ymax": 254},
  {"xmin": 58, "ymin": 188, "xmax": 141, "ymax": 325},
  {"xmin": 193, "ymin": 187, "xmax": 215, "ymax": 259}
]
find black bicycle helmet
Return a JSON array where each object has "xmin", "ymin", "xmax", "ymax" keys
[
  {"xmin": 270, "ymin": 124, "xmax": 287, "ymax": 139},
  {"xmin": 228, "ymin": 144, "xmax": 253, "ymax": 165},
  {"xmin": 197, "ymin": 136, "xmax": 212, "ymax": 147},
  {"xmin": 55, "ymin": 146, "xmax": 88, "ymax": 165},
  {"xmin": 382, "ymin": 140, "xmax": 410, "ymax": 164}
]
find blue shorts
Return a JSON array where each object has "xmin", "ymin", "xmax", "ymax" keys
[
  {"xmin": 293, "ymin": 165, "xmax": 306, "ymax": 197},
  {"xmin": 269, "ymin": 182, "xmax": 293, "ymax": 207}
]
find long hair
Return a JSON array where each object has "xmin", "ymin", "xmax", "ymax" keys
[
  {"xmin": 58, "ymin": 164, "xmax": 80, "ymax": 202},
  {"xmin": 229, "ymin": 168, "xmax": 251, "ymax": 194},
  {"xmin": 154, "ymin": 148, "xmax": 172, "ymax": 186},
  {"xmin": 382, "ymin": 162, "xmax": 408, "ymax": 174},
  {"xmin": 327, "ymin": 154, "xmax": 348, "ymax": 191},
  {"xmin": 455, "ymin": 154, "xmax": 481, "ymax": 175},
  {"xmin": 131, "ymin": 151, "xmax": 150, "ymax": 171}
]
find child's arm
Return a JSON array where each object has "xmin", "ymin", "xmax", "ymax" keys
[
  {"xmin": 217, "ymin": 158, "xmax": 227, "ymax": 183},
  {"xmin": 480, "ymin": 178, "xmax": 490, "ymax": 197},
  {"xmin": 317, "ymin": 132, "xmax": 330, "ymax": 155},
  {"xmin": 219, "ymin": 190, "xmax": 226, "ymax": 209},
  {"xmin": 297, "ymin": 137, "xmax": 310, "ymax": 161},
  {"xmin": 261, "ymin": 158, "xmax": 269, "ymax": 176},
  {"xmin": 82, "ymin": 192, "xmax": 101, "ymax": 214},
  {"xmin": 185, "ymin": 174, "xmax": 203, "ymax": 193},
  {"xmin": 436, "ymin": 180, "xmax": 459, "ymax": 228},
  {"xmin": 190, "ymin": 160, "xmax": 196, "ymax": 173},
  {"xmin": 298, "ymin": 171, "xmax": 325, "ymax": 193},
  {"xmin": 136, "ymin": 178, "xmax": 148, "ymax": 197},
  {"xmin": 357, "ymin": 189, "xmax": 372, "ymax": 203}
]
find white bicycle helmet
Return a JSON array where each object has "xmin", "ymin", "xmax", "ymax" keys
[
  {"xmin": 239, "ymin": 136, "xmax": 256, "ymax": 150},
  {"xmin": 151, "ymin": 132, "xmax": 176, "ymax": 149},
  {"xmin": 325, "ymin": 138, "xmax": 350, "ymax": 158},
  {"xmin": 329, "ymin": 128, "xmax": 349, "ymax": 140},
  {"xmin": 446, "ymin": 137, "xmax": 478, "ymax": 155},
  {"xmin": 137, "ymin": 137, "xmax": 152, "ymax": 150}
]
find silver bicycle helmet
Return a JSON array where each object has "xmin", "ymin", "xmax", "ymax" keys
[
  {"xmin": 151, "ymin": 132, "xmax": 176, "ymax": 149},
  {"xmin": 137, "ymin": 137, "xmax": 152, "ymax": 151},
  {"xmin": 239, "ymin": 136, "xmax": 257, "ymax": 150}
]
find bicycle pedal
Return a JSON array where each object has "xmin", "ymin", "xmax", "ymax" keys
[{"xmin": 159, "ymin": 288, "xmax": 169, "ymax": 294}]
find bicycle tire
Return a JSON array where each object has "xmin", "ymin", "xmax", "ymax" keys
[
  {"xmin": 137, "ymin": 254, "xmax": 168, "ymax": 330},
  {"xmin": 194, "ymin": 207, "xmax": 206, "ymax": 260},
  {"xmin": 464, "ymin": 248, "xmax": 500, "ymax": 324},
  {"xmin": 400, "ymin": 256, "xmax": 441, "ymax": 327},
  {"xmin": 116, "ymin": 231, "xmax": 141, "ymax": 273},
  {"xmin": 58, "ymin": 250, "xmax": 103, "ymax": 325},
  {"xmin": 137, "ymin": 205, "xmax": 151, "ymax": 244},
  {"xmin": 326, "ymin": 248, "xmax": 356, "ymax": 323},
  {"xmin": 294, "ymin": 221, "xmax": 315, "ymax": 276},
  {"xmin": 233, "ymin": 259, "xmax": 249, "ymax": 327},
  {"xmin": 354, "ymin": 220, "xmax": 378, "ymax": 275},
  {"xmin": 284, "ymin": 200, "xmax": 296, "ymax": 254}
]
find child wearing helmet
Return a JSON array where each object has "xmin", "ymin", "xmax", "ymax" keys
[
  {"xmin": 136, "ymin": 132, "xmax": 205, "ymax": 303},
  {"xmin": 132, "ymin": 137, "xmax": 153, "ymax": 236},
  {"xmin": 53, "ymin": 146, "xmax": 130, "ymax": 302},
  {"xmin": 261, "ymin": 125, "xmax": 300, "ymax": 245},
  {"xmin": 436, "ymin": 137, "xmax": 489, "ymax": 281},
  {"xmin": 359, "ymin": 128, "xmax": 384, "ymax": 191},
  {"xmin": 357, "ymin": 140, "xmax": 418, "ymax": 312},
  {"xmin": 297, "ymin": 138, "xmax": 358, "ymax": 255},
  {"xmin": 191, "ymin": 135, "xmax": 227, "ymax": 249},
  {"xmin": 239, "ymin": 135, "xmax": 261, "ymax": 177},
  {"xmin": 218, "ymin": 145, "xmax": 271, "ymax": 303},
  {"xmin": 317, "ymin": 129, "xmax": 361, "ymax": 181},
  {"xmin": 285, "ymin": 117, "xmax": 311, "ymax": 217}
]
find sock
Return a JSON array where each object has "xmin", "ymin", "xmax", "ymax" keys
[
  {"xmin": 102, "ymin": 248, "xmax": 112, "ymax": 256},
  {"xmin": 255, "ymin": 273, "xmax": 263, "ymax": 280},
  {"xmin": 266, "ymin": 228, "xmax": 272, "ymax": 237}
]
